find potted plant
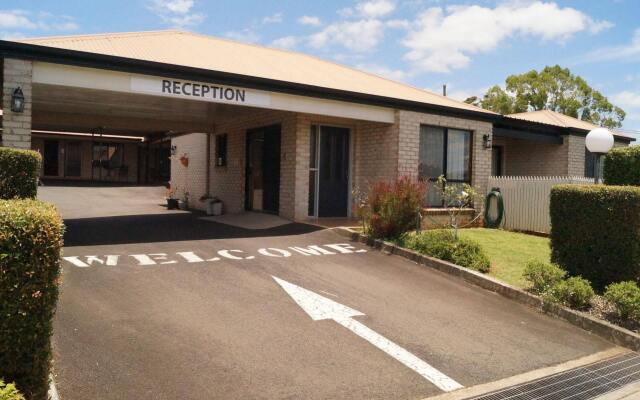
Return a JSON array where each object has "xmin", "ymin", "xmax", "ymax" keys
[
  {"xmin": 200, "ymin": 195, "xmax": 223, "ymax": 216},
  {"xmin": 166, "ymin": 185, "xmax": 179, "ymax": 210},
  {"xmin": 178, "ymin": 190, "xmax": 190, "ymax": 210},
  {"xmin": 179, "ymin": 154, "xmax": 189, "ymax": 167}
]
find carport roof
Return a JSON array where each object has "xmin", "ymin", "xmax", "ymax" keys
[{"xmin": 12, "ymin": 30, "xmax": 496, "ymax": 118}]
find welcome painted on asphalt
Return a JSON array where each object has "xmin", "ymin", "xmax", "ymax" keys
[{"xmin": 63, "ymin": 243, "xmax": 368, "ymax": 267}]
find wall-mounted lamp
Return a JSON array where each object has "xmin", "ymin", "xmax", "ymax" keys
[
  {"xmin": 11, "ymin": 87, "xmax": 25, "ymax": 113},
  {"xmin": 482, "ymin": 134, "xmax": 492, "ymax": 149}
]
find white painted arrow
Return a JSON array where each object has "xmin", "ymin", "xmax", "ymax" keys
[{"xmin": 273, "ymin": 276, "xmax": 463, "ymax": 392}]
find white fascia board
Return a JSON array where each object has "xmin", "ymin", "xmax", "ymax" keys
[{"xmin": 32, "ymin": 62, "xmax": 395, "ymax": 124}]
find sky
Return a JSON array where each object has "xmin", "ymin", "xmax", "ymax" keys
[{"xmin": 1, "ymin": 0, "xmax": 639, "ymax": 136}]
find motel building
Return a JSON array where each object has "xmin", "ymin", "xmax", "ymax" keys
[{"xmin": 0, "ymin": 30, "xmax": 633, "ymax": 220}]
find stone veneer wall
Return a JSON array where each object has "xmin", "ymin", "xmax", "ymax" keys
[{"xmin": 2, "ymin": 58, "xmax": 33, "ymax": 149}]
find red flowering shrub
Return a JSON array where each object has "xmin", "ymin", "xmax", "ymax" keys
[{"xmin": 367, "ymin": 176, "xmax": 427, "ymax": 239}]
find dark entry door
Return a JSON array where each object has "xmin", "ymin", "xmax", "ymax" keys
[
  {"xmin": 245, "ymin": 125, "xmax": 281, "ymax": 214},
  {"xmin": 318, "ymin": 126, "xmax": 350, "ymax": 217},
  {"xmin": 43, "ymin": 140, "xmax": 59, "ymax": 176},
  {"xmin": 65, "ymin": 142, "xmax": 82, "ymax": 177}
]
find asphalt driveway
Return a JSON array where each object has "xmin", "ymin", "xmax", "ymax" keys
[{"xmin": 42, "ymin": 185, "xmax": 617, "ymax": 399}]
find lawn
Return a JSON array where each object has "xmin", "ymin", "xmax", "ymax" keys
[{"xmin": 458, "ymin": 228, "xmax": 551, "ymax": 288}]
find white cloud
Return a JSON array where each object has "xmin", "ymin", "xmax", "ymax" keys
[
  {"xmin": 402, "ymin": 1, "xmax": 613, "ymax": 73},
  {"xmin": 584, "ymin": 28, "xmax": 640, "ymax": 63},
  {"xmin": 262, "ymin": 12, "xmax": 283, "ymax": 25},
  {"xmin": 298, "ymin": 15, "xmax": 321, "ymax": 27},
  {"xmin": 613, "ymin": 91, "xmax": 640, "ymax": 110},
  {"xmin": 148, "ymin": 0, "xmax": 205, "ymax": 27},
  {"xmin": 0, "ymin": 9, "xmax": 79, "ymax": 33},
  {"xmin": 271, "ymin": 36, "xmax": 299, "ymax": 50},
  {"xmin": 309, "ymin": 19, "xmax": 385, "ymax": 52},
  {"xmin": 339, "ymin": 0, "xmax": 396, "ymax": 19},
  {"xmin": 0, "ymin": 10, "xmax": 37, "ymax": 29},
  {"xmin": 356, "ymin": 0, "xmax": 396, "ymax": 18},
  {"xmin": 224, "ymin": 28, "xmax": 260, "ymax": 44}
]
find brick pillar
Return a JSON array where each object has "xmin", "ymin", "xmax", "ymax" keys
[
  {"xmin": 292, "ymin": 114, "xmax": 311, "ymax": 220},
  {"xmin": 564, "ymin": 135, "xmax": 586, "ymax": 177},
  {"xmin": 2, "ymin": 58, "xmax": 33, "ymax": 149},
  {"xmin": 472, "ymin": 125, "xmax": 492, "ymax": 210}
]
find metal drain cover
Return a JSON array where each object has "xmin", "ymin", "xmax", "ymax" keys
[{"xmin": 469, "ymin": 352, "xmax": 640, "ymax": 400}]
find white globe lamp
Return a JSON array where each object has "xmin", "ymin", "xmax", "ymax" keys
[{"xmin": 585, "ymin": 127, "xmax": 614, "ymax": 183}]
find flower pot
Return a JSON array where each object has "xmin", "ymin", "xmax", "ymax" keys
[
  {"xmin": 167, "ymin": 198, "xmax": 179, "ymax": 210},
  {"xmin": 178, "ymin": 199, "xmax": 189, "ymax": 210}
]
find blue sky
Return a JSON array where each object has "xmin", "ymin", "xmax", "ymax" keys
[{"xmin": 1, "ymin": 0, "xmax": 639, "ymax": 135}]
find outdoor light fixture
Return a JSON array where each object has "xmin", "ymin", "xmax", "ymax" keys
[
  {"xmin": 482, "ymin": 134, "xmax": 492, "ymax": 149},
  {"xmin": 10, "ymin": 87, "xmax": 24, "ymax": 113},
  {"xmin": 585, "ymin": 127, "xmax": 614, "ymax": 184}
]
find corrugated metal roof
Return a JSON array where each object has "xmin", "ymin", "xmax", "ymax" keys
[
  {"xmin": 16, "ymin": 30, "xmax": 496, "ymax": 116},
  {"xmin": 507, "ymin": 109, "xmax": 633, "ymax": 140},
  {"xmin": 507, "ymin": 109, "xmax": 599, "ymax": 130}
]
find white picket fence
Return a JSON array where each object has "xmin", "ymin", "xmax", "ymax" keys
[{"xmin": 487, "ymin": 176, "xmax": 595, "ymax": 234}]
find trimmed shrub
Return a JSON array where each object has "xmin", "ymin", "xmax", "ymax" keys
[
  {"xmin": 367, "ymin": 177, "xmax": 427, "ymax": 239},
  {"xmin": 545, "ymin": 277, "xmax": 595, "ymax": 310},
  {"xmin": 0, "ymin": 200, "xmax": 64, "ymax": 400},
  {"xmin": 604, "ymin": 281, "xmax": 640, "ymax": 320},
  {"xmin": 0, "ymin": 380, "xmax": 25, "ymax": 400},
  {"xmin": 523, "ymin": 260, "xmax": 566, "ymax": 295},
  {"xmin": 550, "ymin": 184, "xmax": 640, "ymax": 291},
  {"xmin": 0, "ymin": 148, "xmax": 41, "ymax": 200},
  {"xmin": 603, "ymin": 146, "xmax": 640, "ymax": 186},
  {"xmin": 401, "ymin": 230, "xmax": 491, "ymax": 273}
]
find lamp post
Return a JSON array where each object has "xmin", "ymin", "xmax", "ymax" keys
[{"xmin": 585, "ymin": 127, "xmax": 614, "ymax": 184}]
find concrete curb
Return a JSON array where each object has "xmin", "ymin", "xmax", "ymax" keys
[{"xmin": 333, "ymin": 227, "xmax": 640, "ymax": 352}]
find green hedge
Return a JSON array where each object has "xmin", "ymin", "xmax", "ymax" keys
[
  {"xmin": 401, "ymin": 230, "xmax": 491, "ymax": 273},
  {"xmin": 550, "ymin": 184, "xmax": 640, "ymax": 291},
  {"xmin": 0, "ymin": 200, "xmax": 64, "ymax": 400},
  {"xmin": 604, "ymin": 146, "xmax": 640, "ymax": 186},
  {"xmin": 0, "ymin": 148, "xmax": 41, "ymax": 200}
]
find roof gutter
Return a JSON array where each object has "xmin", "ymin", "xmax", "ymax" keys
[{"xmin": 0, "ymin": 40, "xmax": 499, "ymax": 123}]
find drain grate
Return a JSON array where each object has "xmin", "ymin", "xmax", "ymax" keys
[{"xmin": 469, "ymin": 352, "xmax": 640, "ymax": 400}]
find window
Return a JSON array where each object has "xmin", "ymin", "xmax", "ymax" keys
[
  {"xmin": 584, "ymin": 148, "xmax": 595, "ymax": 178},
  {"xmin": 215, "ymin": 134, "xmax": 228, "ymax": 167},
  {"xmin": 92, "ymin": 142, "xmax": 126, "ymax": 181},
  {"xmin": 418, "ymin": 126, "xmax": 472, "ymax": 207},
  {"xmin": 92, "ymin": 142, "xmax": 124, "ymax": 168}
]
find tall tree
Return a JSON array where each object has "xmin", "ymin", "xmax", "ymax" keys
[{"xmin": 469, "ymin": 65, "xmax": 626, "ymax": 128}]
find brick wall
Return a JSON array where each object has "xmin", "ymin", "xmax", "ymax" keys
[
  {"xmin": 498, "ymin": 135, "xmax": 587, "ymax": 177},
  {"xmin": 396, "ymin": 110, "xmax": 493, "ymax": 208},
  {"xmin": 2, "ymin": 58, "xmax": 33, "ymax": 149},
  {"xmin": 205, "ymin": 109, "xmax": 298, "ymax": 216},
  {"xmin": 171, "ymin": 133, "xmax": 209, "ymax": 210}
]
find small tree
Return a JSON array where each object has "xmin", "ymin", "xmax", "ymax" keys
[{"xmin": 426, "ymin": 175, "xmax": 482, "ymax": 238}]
